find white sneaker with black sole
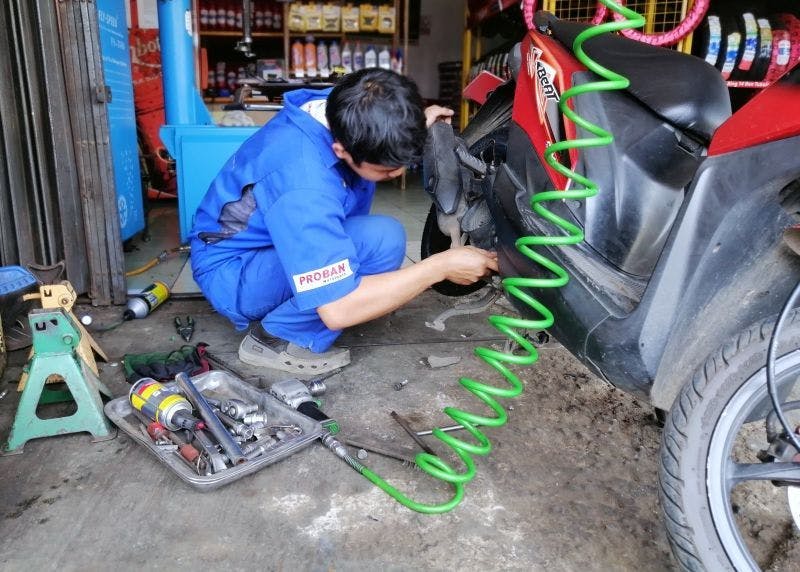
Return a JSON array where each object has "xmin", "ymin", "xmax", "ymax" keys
[{"xmin": 238, "ymin": 325, "xmax": 350, "ymax": 375}]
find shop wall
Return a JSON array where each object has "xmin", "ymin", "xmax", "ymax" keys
[{"xmin": 406, "ymin": 0, "xmax": 466, "ymax": 100}]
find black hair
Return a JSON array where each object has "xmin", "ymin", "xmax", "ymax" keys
[{"xmin": 326, "ymin": 68, "xmax": 426, "ymax": 167}]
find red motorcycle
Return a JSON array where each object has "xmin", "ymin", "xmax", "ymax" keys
[{"xmin": 422, "ymin": 9, "xmax": 800, "ymax": 571}]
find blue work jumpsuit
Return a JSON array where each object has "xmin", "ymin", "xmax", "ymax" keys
[{"xmin": 189, "ymin": 89, "xmax": 406, "ymax": 352}]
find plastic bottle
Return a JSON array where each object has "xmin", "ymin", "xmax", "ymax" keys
[
  {"xmin": 317, "ymin": 41, "xmax": 329, "ymax": 78},
  {"xmin": 329, "ymin": 40, "xmax": 342, "ymax": 70},
  {"xmin": 341, "ymin": 42, "xmax": 353, "ymax": 73},
  {"xmin": 272, "ymin": 2, "xmax": 282, "ymax": 30},
  {"xmin": 254, "ymin": 1, "xmax": 265, "ymax": 30},
  {"xmin": 305, "ymin": 35, "xmax": 318, "ymax": 78},
  {"xmin": 391, "ymin": 48, "xmax": 403, "ymax": 74},
  {"xmin": 264, "ymin": 2, "xmax": 273, "ymax": 30},
  {"xmin": 225, "ymin": 1, "xmax": 235, "ymax": 31},
  {"xmin": 292, "ymin": 38, "xmax": 305, "ymax": 78},
  {"xmin": 364, "ymin": 45, "xmax": 377, "ymax": 68},
  {"xmin": 378, "ymin": 45, "xmax": 391, "ymax": 70},
  {"xmin": 207, "ymin": 2, "xmax": 218, "ymax": 29},
  {"xmin": 353, "ymin": 42, "xmax": 364, "ymax": 71},
  {"xmin": 123, "ymin": 281, "xmax": 170, "ymax": 320}
]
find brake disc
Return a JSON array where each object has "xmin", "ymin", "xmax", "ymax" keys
[{"xmin": 789, "ymin": 486, "xmax": 800, "ymax": 530}]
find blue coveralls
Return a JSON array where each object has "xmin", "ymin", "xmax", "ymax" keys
[{"xmin": 189, "ymin": 89, "xmax": 406, "ymax": 352}]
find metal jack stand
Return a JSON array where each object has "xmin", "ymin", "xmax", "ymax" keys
[
  {"xmin": 3, "ymin": 309, "xmax": 115, "ymax": 455},
  {"xmin": 18, "ymin": 282, "xmax": 107, "ymax": 390}
]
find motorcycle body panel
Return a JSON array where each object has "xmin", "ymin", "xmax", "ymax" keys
[
  {"xmin": 431, "ymin": 22, "xmax": 800, "ymax": 410},
  {"xmin": 513, "ymin": 32, "xmax": 583, "ymax": 191},
  {"xmin": 710, "ymin": 64, "xmax": 800, "ymax": 155}
]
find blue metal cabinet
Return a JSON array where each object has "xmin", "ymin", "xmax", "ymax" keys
[{"xmin": 97, "ymin": 0, "xmax": 145, "ymax": 241}]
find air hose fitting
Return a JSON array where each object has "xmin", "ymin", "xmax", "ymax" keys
[{"xmin": 328, "ymin": 0, "xmax": 645, "ymax": 514}]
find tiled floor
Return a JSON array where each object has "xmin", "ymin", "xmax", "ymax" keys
[{"xmin": 124, "ymin": 171, "xmax": 433, "ymax": 295}]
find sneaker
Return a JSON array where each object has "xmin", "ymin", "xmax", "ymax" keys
[{"xmin": 238, "ymin": 326, "xmax": 350, "ymax": 374}]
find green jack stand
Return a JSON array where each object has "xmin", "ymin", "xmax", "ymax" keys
[{"xmin": 2, "ymin": 309, "xmax": 116, "ymax": 455}]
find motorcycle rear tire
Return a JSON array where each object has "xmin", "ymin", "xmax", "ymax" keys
[{"xmin": 659, "ymin": 311, "xmax": 800, "ymax": 571}]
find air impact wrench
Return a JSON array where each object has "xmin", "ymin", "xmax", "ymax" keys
[{"xmin": 269, "ymin": 379, "xmax": 339, "ymax": 434}]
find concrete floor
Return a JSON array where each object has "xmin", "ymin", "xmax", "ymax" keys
[
  {"xmin": 0, "ymin": 178, "xmax": 673, "ymax": 570},
  {"xmin": 0, "ymin": 292, "xmax": 671, "ymax": 571}
]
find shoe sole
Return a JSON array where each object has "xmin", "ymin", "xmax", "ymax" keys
[{"xmin": 237, "ymin": 337, "xmax": 350, "ymax": 375}]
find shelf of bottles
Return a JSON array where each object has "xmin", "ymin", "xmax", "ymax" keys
[
  {"xmin": 198, "ymin": 1, "xmax": 403, "ymax": 99},
  {"xmin": 199, "ymin": 1, "xmax": 284, "ymax": 35},
  {"xmin": 287, "ymin": 2, "xmax": 401, "ymax": 79}
]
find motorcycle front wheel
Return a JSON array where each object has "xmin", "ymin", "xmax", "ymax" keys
[{"xmin": 660, "ymin": 311, "xmax": 800, "ymax": 570}]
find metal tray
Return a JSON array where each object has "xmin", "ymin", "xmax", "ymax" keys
[{"xmin": 105, "ymin": 370, "xmax": 323, "ymax": 491}]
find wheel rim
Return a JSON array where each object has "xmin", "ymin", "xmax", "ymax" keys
[{"xmin": 707, "ymin": 350, "xmax": 800, "ymax": 570}]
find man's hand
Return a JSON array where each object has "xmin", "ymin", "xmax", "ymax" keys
[
  {"xmin": 424, "ymin": 105, "xmax": 455, "ymax": 128},
  {"xmin": 433, "ymin": 246, "xmax": 498, "ymax": 285},
  {"xmin": 317, "ymin": 245, "xmax": 498, "ymax": 331}
]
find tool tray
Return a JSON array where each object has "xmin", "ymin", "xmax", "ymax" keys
[{"xmin": 105, "ymin": 371, "xmax": 323, "ymax": 491}]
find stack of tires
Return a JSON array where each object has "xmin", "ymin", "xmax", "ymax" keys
[{"xmin": 696, "ymin": 10, "xmax": 800, "ymax": 82}]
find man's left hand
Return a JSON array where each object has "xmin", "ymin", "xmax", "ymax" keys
[{"xmin": 424, "ymin": 105, "xmax": 455, "ymax": 128}]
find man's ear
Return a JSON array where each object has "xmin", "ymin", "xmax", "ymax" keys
[{"xmin": 331, "ymin": 141, "xmax": 351, "ymax": 162}]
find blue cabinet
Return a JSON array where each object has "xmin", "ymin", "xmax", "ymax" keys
[{"xmin": 97, "ymin": 0, "xmax": 145, "ymax": 241}]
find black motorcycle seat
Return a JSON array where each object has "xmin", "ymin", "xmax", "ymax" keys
[{"xmin": 539, "ymin": 12, "xmax": 731, "ymax": 142}]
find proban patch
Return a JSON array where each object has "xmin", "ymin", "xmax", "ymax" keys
[{"xmin": 293, "ymin": 259, "xmax": 353, "ymax": 293}]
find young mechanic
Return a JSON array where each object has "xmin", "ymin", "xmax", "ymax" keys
[{"xmin": 189, "ymin": 69, "xmax": 498, "ymax": 375}]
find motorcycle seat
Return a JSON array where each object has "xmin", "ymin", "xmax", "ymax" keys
[{"xmin": 537, "ymin": 12, "xmax": 731, "ymax": 142}]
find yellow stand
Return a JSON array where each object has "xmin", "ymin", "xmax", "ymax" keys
[{"xmin": 17, "ymin": 281, "xmax": 107, "ymax": 390}]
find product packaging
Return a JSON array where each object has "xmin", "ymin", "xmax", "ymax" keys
[
  {"xmin": 359, "ymin": 4, "xmax": 378, "ymax": 32},
  {"xmin": 378, "ymin": 4, "xmax": 396, "ymax": 34}
]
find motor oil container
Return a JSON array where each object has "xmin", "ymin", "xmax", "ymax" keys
[
  {"xmin": 364, "ymin": 45, "xmax": 377, "ymax": 68},
  {"xmin": 317, "ymin": 41, "xmax": 329, "ymax": 78},
  {"xmin": 378, "ymin": 45, "xmax": 391, "ymax": 69},
  {"xmin": 124, "ymin": 280, "xmax": 170, "ymax": 320},
  {"xmin": 329, "ymin": 40, "xmax": 341, "ymax": 69},
  {"xmin": 353, "ymin": 42, "xmax": 364, "ymax": 71},
  {"xmin": 341, "ymin": 42, "xmax": 352, "ymax": 73},
  {"xmin": 304, "ymin": 35, "xmax": 318, "ymax": 78},
  {"xmin": 291, "ymin": 38, "xmax": 305, "ymax": 78}
]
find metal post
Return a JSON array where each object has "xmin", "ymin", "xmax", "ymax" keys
[{"xmin": 157, "ymin": 0, "xmax": 208, "ymax": 126}]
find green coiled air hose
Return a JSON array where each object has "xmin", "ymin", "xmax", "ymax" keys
[{"xmin": 326, "ymin": 0, "xmax": 646, "ymax": 514}]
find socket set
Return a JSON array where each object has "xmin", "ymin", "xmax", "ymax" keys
[{"xmin": 105, "ymin": 371, "xmax": 322, "ymax": 491}]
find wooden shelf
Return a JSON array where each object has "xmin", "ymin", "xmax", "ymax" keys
[
  {"xmin": 288, "ymin": 31, "xmax": 344, "ymax": 38},
  {"xmin": 200, "ymin": 30, "xmax": 284, "ymax": 39}
]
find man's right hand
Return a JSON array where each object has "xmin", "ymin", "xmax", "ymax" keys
[
  {"xmin": 433, "ymin": 246, "xmax": 499, "ymax": 285},
  {"xmin": 318, "ymin": 246, "xmax": 498, "ymax": 331}
]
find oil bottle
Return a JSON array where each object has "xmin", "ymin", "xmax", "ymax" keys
[{"xmin": 124, "ymin": 280, "xmax": 170, "ymax": 320}]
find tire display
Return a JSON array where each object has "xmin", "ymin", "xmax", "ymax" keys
[{"xmin": 695, "ymin": 9, "xmax": 800, "ymax": 83}]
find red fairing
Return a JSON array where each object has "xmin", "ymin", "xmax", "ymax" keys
[
  {"xmin": 513, "ymin": 31, "xmax": 585, "ymax": 190},
  {"xmin": 463, "ymin": 71, "xmax": 505, "ymax": 105},
  {"xmin": 709, "ymin": 64, "xmax": 800, "ymax": 156}
]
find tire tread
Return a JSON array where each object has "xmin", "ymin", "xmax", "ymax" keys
[{"xmin": 658, "ymin": 309, "xmax": 800, "ymax": 571}]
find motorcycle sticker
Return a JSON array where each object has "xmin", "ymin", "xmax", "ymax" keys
[{"xmin": 528, "ymin": 44, "xmax": 563, "ymax": 149}]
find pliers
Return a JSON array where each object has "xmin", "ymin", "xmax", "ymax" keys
[{"xmin": 174, "ymin": 316, "xmax": 195, "ymax": 342}]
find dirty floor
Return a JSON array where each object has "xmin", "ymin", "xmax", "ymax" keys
[
  {"xmin": 1, "ymin": 177, "xmax": 674, "ymax": 570},
  {"xmin": 0, "ymin": 287, "xmax": 675, "ymax": 571}
]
